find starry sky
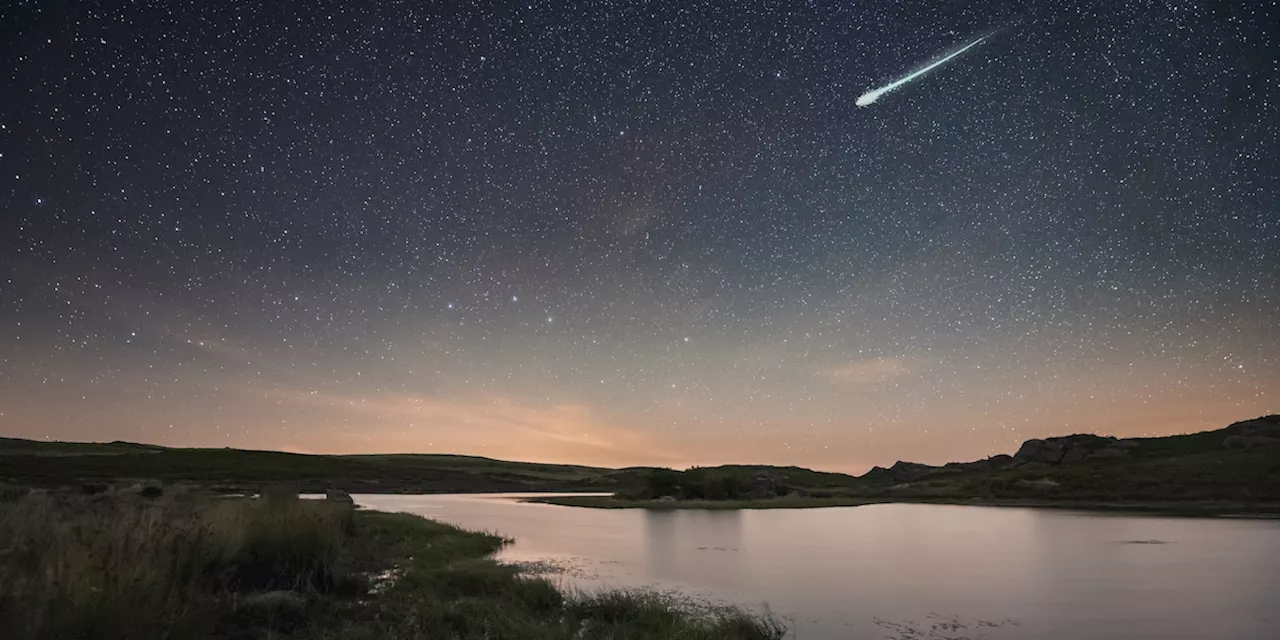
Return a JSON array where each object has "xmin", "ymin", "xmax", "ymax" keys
[{"xmin": 2, "ymin": 0, "xmax": 1277, "ymax": 473}]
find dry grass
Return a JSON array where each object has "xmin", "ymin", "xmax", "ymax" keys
[
  {"xmin": 322, "ymin": 510, "xmax": 787, "ymax": 640},
  {"xmin": 0, "ymin": 489, "xmax": 353, "ymax": 640},
  {"xmin": 0, "ymin": 490, "xmax": 786, "ymax": 640}
]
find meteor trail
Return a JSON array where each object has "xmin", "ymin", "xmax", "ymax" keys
[{"xmin": 857, "ymin": 35, "xmax": 989, "ymax": 107}]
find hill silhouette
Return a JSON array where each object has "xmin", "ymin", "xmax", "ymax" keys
[{"xmin": 2, "ymin": 416, "xmax": 1276, "ymax": 506}]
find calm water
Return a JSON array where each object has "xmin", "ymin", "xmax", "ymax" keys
[{"xmin": 355, "ymin": 494, "xmax": 1280, "ymax": 639}]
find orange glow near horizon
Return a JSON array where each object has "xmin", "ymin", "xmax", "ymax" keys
[{"xmin": 3, "ymin": 347, "xmax": 1275, "ymax": 474}]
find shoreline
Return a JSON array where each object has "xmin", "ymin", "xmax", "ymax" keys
[
  {"xmin": 1, "ymin": 492, "xmax": 786, "ymax": 639},
  {"xmin": 523, "ymin": 494, "xmax": 1280, "ymax": 518}
]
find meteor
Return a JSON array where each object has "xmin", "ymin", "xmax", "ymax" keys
[{"xmin": 857, "ymin": 35, "xmax": 989, "ymax": 107}]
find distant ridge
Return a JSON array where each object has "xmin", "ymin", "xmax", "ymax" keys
[
  {"xmin": 2, "ymin": 415, "xmax": 1277, "ymax": 503},
  {"xmin": 860, "ymin": 415, "xmax": 1280, "ymax": 483}
]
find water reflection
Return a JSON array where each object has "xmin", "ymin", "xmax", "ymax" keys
[
  {"xmin": 644, "ymin": 509, "xmax": 743, "ymax": 583},
  {"xmin": 644, "ymin": 510, "xmax": 677, "ymax": 578},
  {"xmin": 354, "ymin": 494, "xmax": 1280, "ymax": 640}
]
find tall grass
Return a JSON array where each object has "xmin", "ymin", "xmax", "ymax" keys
[
  {"xmin": 0, "ymin": 490, "xmax": 353, "ymax": 640},
  {"xmin": 340, "ymin": 511, "xmax": 788, "ymax": 640},
  {"xmin": 0, "ymin": 492, "xmax": 786, "ymax": 640}
]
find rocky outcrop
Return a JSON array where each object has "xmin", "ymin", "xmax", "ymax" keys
[
  {"xmin": 1014, "ymin": 439, "xmax": 1063, "ymax": 464},
  {"xmin": 1013, "ymin": 434, "xmax": 1129, "ymax": 467},
  {"xmin": 1223, "ymin": 415, "xmax": 1280, "ymax": 449},
  {"xmin": 862, "ymin": 460, "xmax": 940, "ymax": 483},
  {"xmin": 863, "ymin": 451, "xmax": 1050, "ymax": 483},
  {"xmin": 947, "ymin": 454, "xmax": 1019, "ymax": 472},
  {"xmin": 987, "ymin": 454, "xmax": 1015, "ymax": 470},
  {"xmin": 858, "ymin": 416, "xmax": 1280, "ymax": 487}
]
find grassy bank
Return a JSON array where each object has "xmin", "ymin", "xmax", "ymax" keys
[{"xmin": 0, "ymin": 490, "xmax": 784, "ymax": 640}]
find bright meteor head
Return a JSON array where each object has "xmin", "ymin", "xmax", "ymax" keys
[{"xmin": 855, "ymin": 34, "xmax": 989, "ymax": 108}]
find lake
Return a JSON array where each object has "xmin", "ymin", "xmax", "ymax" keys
[{"xmin": 355, "ymin": 493, "xmax": 1280, "ymax": 639}]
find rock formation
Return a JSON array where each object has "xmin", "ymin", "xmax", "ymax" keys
[
  {"xmin": 856, "ymin": 415, "xmax": 1280, "ymax": 486},
  {"xmin": 1223, "ymin": 415, "xmax": 1280, "ymax": 449},
  {"xmin": 1012, "ymin": 434, "xmax": 1133, "ymax": 467}
]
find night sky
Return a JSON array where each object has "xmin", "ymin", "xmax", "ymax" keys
[{"xmin": 2, "ymin": 1, "xmax": 1277, "ymax": 472}]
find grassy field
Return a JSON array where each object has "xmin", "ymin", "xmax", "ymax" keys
[
  {"xmin": 0, "ymin": 437, "xmax": 640, "ymax": 494},
  {"xmin": 0, "ymin": 489, "xmax": 784, "ymax": 640}
]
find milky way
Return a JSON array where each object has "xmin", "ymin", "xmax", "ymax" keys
[{"xmin": 1, "ymin": 1, "xmax": 1277, "ymax": 471}]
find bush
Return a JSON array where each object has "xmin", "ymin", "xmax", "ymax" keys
[{"xmin": 623, "ymin": 468, "xmax": 777, "ymax": 501}]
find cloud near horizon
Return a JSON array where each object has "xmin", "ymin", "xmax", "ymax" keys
[
  {"xmin": 823, "ymin": 357, "xmax": 913, "ymax": 385},
  {"xmin": 270, "ymin": 387, "xmax": 675, "ymax": 467}
]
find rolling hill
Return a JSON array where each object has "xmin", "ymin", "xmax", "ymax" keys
[
  {"xmin": 0, "ymin": 438, "xmax": 635, "ymax": 493},
  {"xmin": 2, "ymin": 415, "xmax": 1277, "ymax": 506}
]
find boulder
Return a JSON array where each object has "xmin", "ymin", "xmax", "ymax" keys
[{"xmin": 325, "ymin": 489, "xmax": 354, "ymax": 505}]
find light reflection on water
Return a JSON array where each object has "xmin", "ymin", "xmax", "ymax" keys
[{"xmin": 355, "ymin": 493, "xmax": 1280, "ymax": 639}]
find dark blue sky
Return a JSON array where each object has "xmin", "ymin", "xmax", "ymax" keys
[{"xmin": 2, "ymin": 0, "xmax": 1276, "ymax": 470}]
